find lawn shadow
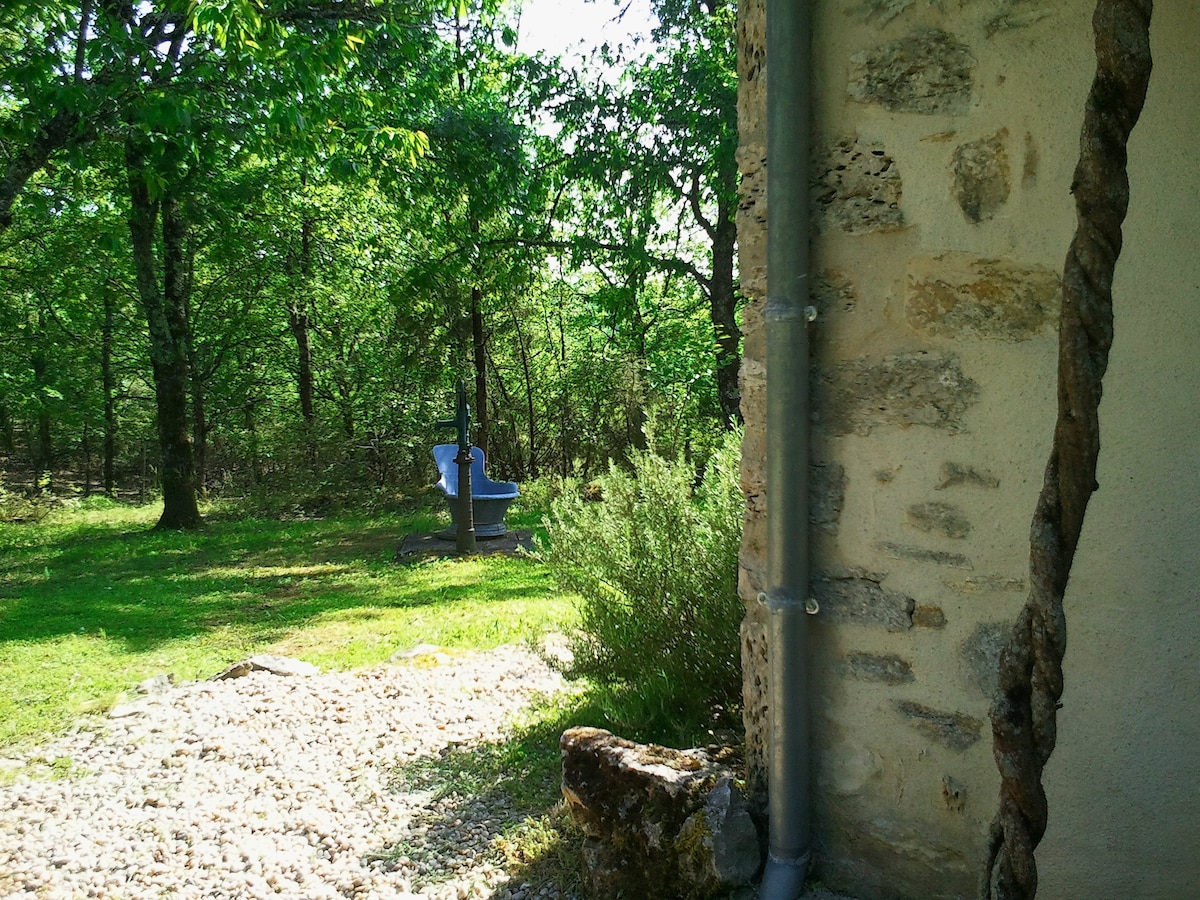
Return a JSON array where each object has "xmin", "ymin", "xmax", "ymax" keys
[
  {"xmin": 0, "ymin": 512, "xmax": 550, "ymax": 652},
  {"xmin": 373, "ymin": 693, "xmax": 590, "ymax": 898},
  {"xmin": 372, "ymin": 684, "xmax": 749, "ymax": 898}
]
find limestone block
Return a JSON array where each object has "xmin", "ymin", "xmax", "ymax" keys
[
  {"xmin": 820, "ymin": 746, "xmax": 885, "ymax": 797},
  {"xmin": 850, "ymin": 0, "xmax": 916, "ymax": 27},
  {"xmin": 737, "ymin": 0, "xmax": 766, "ymax": 135},
  {"xmin": 946, "ymin": 574, "xmax": 1025, "ymax": 592},
  {"xmin": 560, "ymin": 727, "xmax": 761, "ymax": 899},
  {"xmin": 817, "ymin": 352, "xmax": 979, "ymax": 435},
  {"xmin": 739, "ymin": 613, "xmax": 770, "ymax": 796},
  {"xmin": 813, "ymin": 270, "xmax": 859, "ymax": 316},
  {"xmin": 877, "ymin": 541, "xmax": 973, "ymax": 569},
  {"xmin": 907, "ymin": 253, "xmax": 1060, "ymax": 340},
  {"xmin": 816, "ymin": 812, "xmax": 977, "ymax": 899},
  {"xmin": 736, "ymin": 145, "xmax": 767, "ymax": 300},
  {"xmin": 812, "ymin": 462, "xmax": 847, "ymax": 534},
  {"xmin": 742, "ymin": 290, "xmax": 766, "ymax": 349},
  {"xmin": 209, "ymin": 655, "xmax": 320, "ymax": 680},
  {"xmin": 907, "ymin": 501, "xmax": 972, "ymax": 539},
  {"xmin": 941, "ymin": 776, "xmax": 967, "ymax": 812},
  {"xmin": 895, "ymin": 701, "xmax": 983, "ymax": 751},
  {"xmin": 840, "ymin": 651, "xmax": 915, "ymax": 685},
  {"xmin": 135, "ymin": 673, "xmax": 175, "ymax": 694},
  {"xmin": 961, "ymin": 620, "xmax": 1011, "ymax": 700},
  {"xmin": 952, "ymin": 129, "xmax": 1011, "ymax": 222},
  {"xmin": 814, "ymin": 137, "xmax": 904, "ymax": 234},
  {"xmin": 912, "ymin": 605, "xmax": 948, "ymax": 628},
  {"xmin": 985, "ymin": 0, "xmax": 1053, "ymax": 36},
  {"xmin": 936, "ymin": 461, "xmax": 1000, "ymax": 490},
  {"xmin": 677, "ymin": 778, "xmax": 762, "ymax": 895},
  {"xmin": 741, "ymin": 461, "xmax": 832, "ymax": 532},
  {"xmin": 812, "ymin": 569, "xmax": 915, "ymax": 631},
  {"xmin": 848, "ymin": 29, "xmax": 975, "ymax": 115},
  {"xmin": 1022, "ymin": 130, "xmax": 1040, "ymax": 186}
]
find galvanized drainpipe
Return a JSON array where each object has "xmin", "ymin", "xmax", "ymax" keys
[{"xmin": 760, "ymin": 0, "xmax": 813, "ymax": 898}]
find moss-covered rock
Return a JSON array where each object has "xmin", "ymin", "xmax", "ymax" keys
[{"xmin": 560, "ymin": 727, "xmax": 761, "ymax": 899}]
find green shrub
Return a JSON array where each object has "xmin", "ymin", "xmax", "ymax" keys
[
  {"xmin": 511, "ymin": 475, "xmax": 581, "ymax": 520},
  {"xmin": 540, "ymin": 430, "xmax": 745, "ymax": 726},
  {"xmin": 0, "ymin": 473, "xmax": 55, "ymax": 524}
]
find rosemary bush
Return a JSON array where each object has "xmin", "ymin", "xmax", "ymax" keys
[{"xmin": 542, "ymin": 431, "xmax": 745, "ymax": 725}]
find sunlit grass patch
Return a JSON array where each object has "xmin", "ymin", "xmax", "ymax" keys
[
  {"xmin": 495, "ymin": 808, "xmax": 586, "ymax": 897},
  {"xmin": 0, "ymin": 501, "xmax": 576, "ymax": 751}
]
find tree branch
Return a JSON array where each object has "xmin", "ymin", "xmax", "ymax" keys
[
  {"xmin": 0, "ymin": 110, "xmax": 84, "ymax": 233},
  {"xmin": 686, "ymin": 168, "xmax": 717, "ymax": 242},
  {"xmin": 75, "ymin": 0, "xmax": 96, "ymax": 81}
]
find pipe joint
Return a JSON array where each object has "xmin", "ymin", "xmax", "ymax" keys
[{"xmin": 760, "ymin": 850, "xmax": 811, "ymax": 900}]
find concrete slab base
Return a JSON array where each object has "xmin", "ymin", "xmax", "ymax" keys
[{"xmin": 395, "ymin": 529, "xmax": 534, "ymax": 562}]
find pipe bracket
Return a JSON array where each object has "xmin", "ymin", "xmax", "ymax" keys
[
  {"xmin": 759, "ymin": 591, "xmax": 818, "ymax": 614},
  {"xmin": 760, "ymin": 590, "xmax": 799, "ymax": 611},
  {"xmin": 764, "ymin": 295, "xmax": 812, "ymax": 324}
]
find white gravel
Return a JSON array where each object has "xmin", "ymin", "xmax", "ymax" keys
[{"xmin": 0, "ymin": 645, "xmax": 579, "ymax": 900}]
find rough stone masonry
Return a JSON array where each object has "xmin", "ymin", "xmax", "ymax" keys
[{"xmin": 735, "ymin": 0, "xmax": 1080, "ymax": 896}]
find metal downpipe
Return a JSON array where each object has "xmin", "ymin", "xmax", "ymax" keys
[{"xmin": 761, "ymin": 0, "xmax": 812, "ymax": 898}]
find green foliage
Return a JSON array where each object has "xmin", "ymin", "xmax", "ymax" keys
[
  {"xmin": 541, "ymin": 430, "xmax": 744, "ymax": 727},
  {"xmin": 0, "ymin": 0, "xmax": 740, "ymax": 521},
  {"xmin": 0, "ymin": 473, "xmax": 54, "ymax": 524}
]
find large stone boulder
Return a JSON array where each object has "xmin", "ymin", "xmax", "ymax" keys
[{"xmin": 560, "ymin": 727, "xmax": 762, "ymax": 899}]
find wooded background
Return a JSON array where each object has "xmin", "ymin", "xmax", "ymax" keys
[{"xmin": 0, "ymin": 0, "xmax": 739, "ymax": 525}]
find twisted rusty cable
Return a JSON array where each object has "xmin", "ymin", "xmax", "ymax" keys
[{"xmin": 982, "ymin": 2, "xmax": 1154, "ymax": 898}]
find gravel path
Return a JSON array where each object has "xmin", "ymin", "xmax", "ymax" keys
[{"xmin": 0, "ymin": 646, "xmax": 579, "ymax": 900}]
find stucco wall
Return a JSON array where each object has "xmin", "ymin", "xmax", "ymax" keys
[
  {"xmin": 1038, "ymin": 2, "xmax": 1200, "ymax": 894},
  {"xmin": 736, "ymin": 1, "xmax": 1199, "ymax": 898}
]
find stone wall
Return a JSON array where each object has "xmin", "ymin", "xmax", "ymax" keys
[{"xmin": 736, "ymin": 1, "xmax": 1200, "ymax": 898}]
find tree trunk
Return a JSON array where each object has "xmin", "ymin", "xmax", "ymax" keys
[
  {"xmin": 30, "ymin": 321, "xmax": 53, "ymax": 482},
  {"xmin": 629, "ymin": 295, "xmax": 649, "ymax": 453},
  {"xmin": 0, "ymin": 401, "xmax": 12, "ymax": 455},
  {"xmin": 471, "ymin": 285, "xmax": 489, "ymax": 458},
  {"xmin": 456, "ymin": 14, "xmax": 488, "ymax": 462},
  {"xmin": 125, "ymin": 138, "xmax": 201, "ymax": 530},
  {"xmin": 245, "ymin": 395, "xmax": 263, "ymax": 484},
  {"xmin": 554, "ymin": 295, "xmax": 571, "ymax": 477},
  {"xmin": 185, "ymin": 275, "xmax": 208, "ymax": 498},
  {"xmin": 82, "ymin": 424, "xmax": 92, "ymax": 496},
  {"xmin": 191, "ymin": 374, "xmax": 208, "ymax": 499},
  {"xmin": 509, "ymin": 300, "xmax": 538, "ymax": 479},
  {"xmin": 288, "ymin": 300, "xmax": 316, "ymax": 458},
  {"xmin": 102, "ymin": 288, "xmax": 116, "ymax": 496},
  {"xmin": 289, "ymin": 208, "xmax": 317, "ymax": 467}
]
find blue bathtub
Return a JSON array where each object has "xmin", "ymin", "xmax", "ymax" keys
[{"xmin": 433, "ymin": 444, "xmax": 519, "ymax": 538}]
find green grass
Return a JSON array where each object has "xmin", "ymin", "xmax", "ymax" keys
[
  {"xmin": 0, "ymin": 493, "xmax": 749, "ymax": 894},
  {"xmin": 0, "ymin": 499, "xmax": 576, "ymax": 750}
]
